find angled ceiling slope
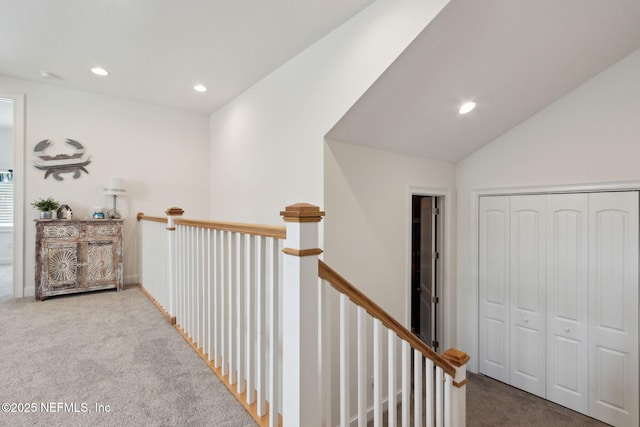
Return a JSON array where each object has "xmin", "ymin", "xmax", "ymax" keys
[
  {"xmin": 328, "ymin": 0, "xmax": 640, "ymax": 163},
  {"xmin": 0, "ymin": 0, "xmax": 375, "ymax": 114}
]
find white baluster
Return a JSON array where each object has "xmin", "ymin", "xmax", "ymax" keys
[
  {"xmin": 186, "ymin": 226, "xmax": 191, "ymax": 335},
  {"xmin": 191, "ymin": 227, "xmax": 196, "ymax": 337},
  {"xmin": 321, "ymin": 279, "xmax": 332, "ymax": 427},
  {"xmin": 443, "ymin": 374, "xmax": 452, "ymax": 427},
  {"xmin": 426, "ymin": 358, "xmax": 434, "ymax": 427},
  {"xmin": 192, "ymin": 226, "xmax": 198, "ymax": 344},
  {"xmin": 221, "ymin": 231, "xmax": 228, "ymax": 376},
  {"xmin": 357, "ymin": 307, "xmax": 367, "ymax": 427},
  {"xmin": 214, "ymin": 229, "xmax": 222, "ymax": 368},
  {"xmin": 402, "ymin": 341, "xmax": 411, "ymax": 427},
  {"xmin": 388, "ymin": 330, "xmax": 397, "ymax": 427},
  {"xmin": 199, "ymin": 228, "xmax": 206, "ymax": 352},
  {"xmin": 177, "ymin": 225, "xmax": 184, "ymax": 327},
  {"xmin": 228, "ymin": 232, "xmax": 236, "ymax": 385},
  {"xmin": 340, "ymin": 293, "xmax": 350, "ymax": 427},
  {"xmin": 246, "ymin": 235, "xmax": 256, "ymax": 405},
  {"xmin": 414, "ymin": 350, "xmax": 423, "ymax": 427},
  {"xmin": 172, "ymin": 224, "xmax": 178, "ymax": 323},
  {"xmin": 373, "ymin": 319, "xmax": 383, "ymax": 427},
  {"xmin": 207, "ymin": 229, "xmax": 214, "ymax": 362},
  {"xmin": 180, "ymin": 227, "xmax": 185, "ymax": 326},
  {"xmin": 185, "ymin": 226, "xmax": 191, "ymax": 335},
  {"xmin": 435, "ymin": 366, "xmax": 443, "ymax": 427},
  {"xmin": 268, "ymin": 237, "xmax": 279, "ymax": 427},
  {"xmin": 195, "ymin": 227, "xmax": 201, "ymax": 347},
  {"xmin": 256, "ymin": 236, "xmax": 266, "ymax": 416},
  {"xmin": 236, "ymin": 233, "xmax": 246, "ymax": 394},
  {"xmin": 195, "ymin": 227, "xmax": 201, "ymax": 342}
]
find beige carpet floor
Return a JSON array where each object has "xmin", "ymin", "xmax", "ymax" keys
[
  {"xmin": 0, "ymin": 264, "xmax": 11, "ymax": 302},
  {"xmin": 364, "ymin": 370, "xmax": 607, "ymax": 427},
  {"xmin": 466, "ymin": 372, "xmax": 607, "ymax": 426},
  {"xmin": 0, "ymin": 266, "xmax": 611, "ymax": 426},
  {"xmin": 0, "ymin": 285, "xmax": 256, "ymax": 427}
]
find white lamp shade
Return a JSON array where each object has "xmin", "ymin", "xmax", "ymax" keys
[{"xmin": 103, "ymin": 177, "xmax": 126, "ymax": 195}]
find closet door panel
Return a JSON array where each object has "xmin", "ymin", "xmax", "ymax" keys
[
  {"xmin": 546, "ymin": 193, "xmax": 588, "ymax": 413},
  {"xmin": 588, "ymin": 191, "xmax": 639, "ymax": 427},
  {"xmin": 509, "ymin": 195, "xmax": 546, "ymax": 397},
  {"xmin": 479, "ymin": 196, "xmax": 510, "ymax": 382}
]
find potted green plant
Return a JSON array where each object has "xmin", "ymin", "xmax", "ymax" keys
[{"xmin": 31, "ymin": 197, "xmax": 60, "ymax": 219}]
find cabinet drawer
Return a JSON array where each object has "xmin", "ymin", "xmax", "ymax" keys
[
  {"xmin": 84, "ymin": 223, "xmax": 121, "ymax": 238},
  {"xmin": 42, "ymin": 224, "xmax": 81, "ymax": 239}
]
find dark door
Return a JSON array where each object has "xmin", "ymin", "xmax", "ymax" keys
[{"xmin": 411, "ymin": 195, "xmax": 439, "ymax": 350}]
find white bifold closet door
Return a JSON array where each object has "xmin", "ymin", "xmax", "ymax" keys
[
  {"xmin": 478, "ymin": 196, "xmax": 510, "ymax": 384},
  {"xmin": 479, "ymin": 191, "xmax": 638, "ymax": 427},
  {"xmin": 588, "ymin": 192, "xmax": 638, "ymax": 426},
  {"xmin": 509, "ymin": 195, "xmax": 546, "ymax": 397},
  {"xmin": 545, "ymin": 193, "xmax": 589, "ymax": 414}
]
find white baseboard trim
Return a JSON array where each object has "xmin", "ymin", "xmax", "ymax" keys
[
  {"xmin": 23, "ymin": 286, "xmax": 35, "ymax": 298},
  {"xmin": 124, "ymin": 274, "xmax": 138, "ymax": 285}
]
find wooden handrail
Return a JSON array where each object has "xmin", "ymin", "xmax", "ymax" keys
[
  {"xmin": 318, "ymin": 260, "xmax": 455, "ymax": 377},
  {"xmin": 175, "ymin": 218, "xmax": 286, "ymax": 239},
  {"xmin": 137, "ymin": 212, "xmax": 168, "ymax": 223},
  {"xmin": 137, "ymin": 212, "xmax": 285, "ymax": 239}
]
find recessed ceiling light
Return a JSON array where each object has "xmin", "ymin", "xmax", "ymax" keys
[
  {"xmin": 458, "ymin": 101, "xmax": 476, "ymax": 115},
  {"xmin": 91, "ymin": 67, "xmax": 109, "ymax": 77},
  {"xmin": 40, "ymin": 71, "xmax": 57, "ymax": 79},
  {"xmin": 193, "ymin": 84, "xmax": 207, "ymax": 93}
]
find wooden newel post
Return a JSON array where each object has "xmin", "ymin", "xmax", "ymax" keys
[
  {"xmin": 281, "ymin": 203, "xmax": 325, "ymax": 427},
  {"xmin": 166, "ymin": 207, "xmax": 184, "ymax": 322},
  {"xmin": 443, "ymin": 348, "xmax": 470, "ymax": 427}
]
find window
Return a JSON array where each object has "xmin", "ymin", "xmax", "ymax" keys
[{"xmin": 0, "ymin": 170, "xmax": 13, "ymax": 226}]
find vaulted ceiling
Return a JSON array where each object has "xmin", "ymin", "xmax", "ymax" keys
[
  {"xmin": 2, "ymin": 0, "xmax": 639, "ymax": 162},
  {"xmin": 328, "ymin": 0, "xmax": 640, "ymax": 162}
]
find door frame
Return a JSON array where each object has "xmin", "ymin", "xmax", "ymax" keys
[
  {"xmin": 470, "ymin": 181, "xmax": 640, "ymax": 372},
  {"xmin": 406, "ymin": 187, "xmax": 452, "ymax": 352},
  {"xmin": 0, "ymin": 93, "xmax": 25, "ymax": 298}
]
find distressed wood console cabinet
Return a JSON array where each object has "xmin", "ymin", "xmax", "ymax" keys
[{"xmin": 35, "ymin": 219, "xmax": 123, "ymax": 300}]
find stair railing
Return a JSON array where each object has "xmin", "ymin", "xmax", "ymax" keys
[
  {"xmin": 138, "ymin": 208, "xmax": 285, "ymax": 426},
  {"xmin": 137, "ymin": 203, "xmax": 469, "ymax": 427}
]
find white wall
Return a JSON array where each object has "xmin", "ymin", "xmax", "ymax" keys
[
  {"xmin": 0, "ymin": 75, "xmax": 209, "ymax": 296},
  {"xmin": 324, "ymin": 138, "xmax": 456, "ymax": 419},
  {"xmin": 325, "ymin": 138, "xmax": 456, "ymax": 324},
  {"xmin": 208, "ymin": 0, "xmax": 449, "ymax": 225},
  {"xmin": 456, "ymin": 49, "xmax": 640, "ymax": 372},
  {"xmin": 0, "ymin": 102, "xmax": 13, "ymax": 264},
  {"xmin": 208, "ymin": 2, "xmax": 450, "ymax": 422}
]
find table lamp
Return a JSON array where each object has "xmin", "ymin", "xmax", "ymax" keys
[{"xmin": 103, "ymin": 177, "xmax": 126, "ymax": 219}]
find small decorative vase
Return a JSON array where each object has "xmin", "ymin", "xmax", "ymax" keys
[
  {"xmin": 40, "ymin": 211, "xmax": 52, "ymax": 219},
  {"xmin": 92, "ymin": 207, "xmax": 105, "ymax": 219},
  {"xmin": 57, "ymin": 204, "xmax": 72, "ymax": 219}
]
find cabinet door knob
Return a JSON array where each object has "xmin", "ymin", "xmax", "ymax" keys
[
  {"xmin": 564, "ymin": 327, "xmax": 570, "ymax": 333},
  {"xmin": 524, "ymin": 318, "xmax": 529, "ymax": 323}
]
